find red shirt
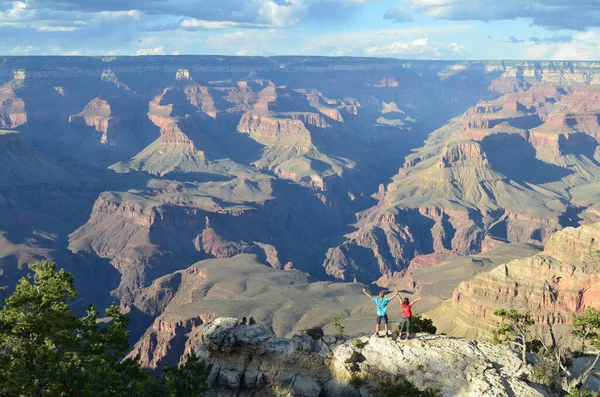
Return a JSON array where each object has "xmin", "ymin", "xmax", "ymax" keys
[{"xmin": 401, "ymin": 304, "xmax": 412, "ymax": 317}]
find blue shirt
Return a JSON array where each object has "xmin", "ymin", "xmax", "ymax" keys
[{"xmin": 373, "ymin": 297, "xmax": 392, "ymax": 316}]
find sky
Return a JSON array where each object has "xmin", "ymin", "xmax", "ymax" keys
[{"xmin": 0, "ymin": 0, "xmax": 599, "ymax": 60}]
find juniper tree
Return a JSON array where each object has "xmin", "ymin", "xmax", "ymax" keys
[{"xmin": 492, "ymin": 309, "xmax": 534, "ymax": 365}]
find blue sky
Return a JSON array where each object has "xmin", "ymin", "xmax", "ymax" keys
[{"xmin": 0, "ymin": 0, "xmax": 599, "ymax": 59}]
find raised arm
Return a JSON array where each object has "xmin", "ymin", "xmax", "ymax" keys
[
  {"xmin": 410, "ymin": 296, "xmax": 422, "ymax": 306},
  {"xmin": 391, "ymin": 290, "xmax": 400, "ymax": 299},
  {"xmin": 362, "ymin": 288, "xmax": 373, "ymax": 299}
]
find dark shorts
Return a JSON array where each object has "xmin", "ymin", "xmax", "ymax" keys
[{"xmin": 376, "ymin": 314, "xmax": 388, "ymax": 325}]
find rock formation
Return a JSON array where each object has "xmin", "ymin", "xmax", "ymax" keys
[
  {"xmin": 324, "ymin": 71, "xmax": 600, "ymax": 284},
  {"xmin": 0, "ymin": 87, "xmax": 26, "ymax": 129},
  {"xmin": 69, "ymin": 97, "xmax": 114, "ymax": 143},
  {"xmin": 126, "ymin": 254, "xmax": 368, "ymax": 370},
  {"xmin": 452, "ymin": 223, "xmax": 600, "ymax": 325},
  {"xmin": 197, "ymin": 317, "xmax": 547, "ymax": 397}
]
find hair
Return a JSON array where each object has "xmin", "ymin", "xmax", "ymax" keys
[
  {"xmin": 403, "ymin": 298, "xmax": 410, "ymax": 305},
  {"xmin": 378, "ymin": 291, "xmax": 385, "ymax": 299}
]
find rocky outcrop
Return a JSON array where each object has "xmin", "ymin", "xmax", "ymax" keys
[
  {"xmin": 285, "ymin": 112, "xmax": 331, "ymax": 129},
  {"xmin": 453, "ymin": 224, "xmax": 600, "ymax": 324},
  {"xmin": 0, "ymin": 87, "xmax": 26, "ymax": 129},
  {"xmin": 237, "ymin": 113, "xmax": 313, "ymax": 150},
  {"xmin": 176, "ymin": 68, "xmax": 191, "ymax": 81},
  {"xmin": 183, "ymin": 85, "xmax": 217, "ymax": 118},
  {"xmin": 197, "ymin": 317, "xmax": 547, "ymax": 397},
  {"xmin": 69, "ymin": 97, "xmax": 115, "ymax": 143},
  {"xmin": 112, "ymin": 88, "xmax": 207, "ymax": 175}
]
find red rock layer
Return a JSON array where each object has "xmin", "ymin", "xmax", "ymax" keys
[{"xmin": 453, "ymin": 224, "xmax": 600, "ymax": 324}]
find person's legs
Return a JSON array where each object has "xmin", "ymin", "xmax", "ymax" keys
[
  {"xmin": 406, "ymin": 317, "xmax": 413, "ymax": 339},
  {"xmin": 376, "ymin": 316, "xmax": 381, "ymax": 334},
  {"xmin": 383, "ymin": 315, "xmax": 389, "ymax": 335},
  {"xmin": 400, "ymin": 317, "xmax": 408, "ymax": 335}
]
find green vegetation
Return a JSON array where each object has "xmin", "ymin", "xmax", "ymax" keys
[
  {"xmin": 331, "ymin": 314, "xmax": 345, "ymax": 335},
  {"xmin": 353, "ymin": 338, "xmax": 367, "ymax": 349},
  {"xmin": 492, "ymin": 309, "xmax": 534, "ymax": 365},
  {"xmin": 304, "ymin": 326, "xmax": 324, "ymax": 340},
  {"xmin": 493, "ymin": 306, "xmax": 600, "ymax": 394},
  {"xmin": 531, "ymin": 356, "xmax": 559, "ymax": 389},
  {"xmin": 377, "ymin": 380, "xmax": 437, "ymax": 397},
  {"xmin": 0, "ymin": 261, "xmax": 209, "ymax": 397},
  {"xmin": 411, "ymin": 314, "xmax": 437, "ymax": 334},
  {"xmin": 394, "ymin": 314, "xmax": 437, "ymax": 337},
  {"xmin": 566, "ymin": 391, "xmax": 600, "ymax": 397}
]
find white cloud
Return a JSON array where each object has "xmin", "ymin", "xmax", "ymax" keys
[
  {"xmin": 364, "ymin": 37, "xmax": 463, "ymax": 58},
  {"xmin": 37, "ymin": 26, "xmax": 77, "ymax": 31},
  {"xmin": 383, "ymin": 7, "xmax": 414, "ymax": 23},
  {"xmin": 10, "ymin": 44, "xmax": 38, "ymax": 53},
  {"xmin": 523, "ymin": 29, "xmax": 600, "ymax": 60},
  {"xmin": 96, "ymin": 10, "xmax": 141, "ymax": 20},
  {"xmin": 297, "ymin": 24, "xmax": 473, "ymax": 57},
  {"xmin": 404, "ymin": 0, "xmax": 600, "ymax": 30},
  {"xmin": 203, "ymin": 29, "xmax": 285, "ymax": 55},
  {"xmin": 180, "ymin": 18, "xmax": 273, "ymax": 30},
  {"xmin": 135, "ymin": 46, "xmax": 165, "ymax": 56},
  {"xmin": 61, "ymin": 50, "xmax": 81, "ymax": 55}
]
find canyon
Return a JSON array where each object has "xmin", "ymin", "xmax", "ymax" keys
[{"xmin": 1, "ymin": 57, "xmax": 600, "ymax": 371}]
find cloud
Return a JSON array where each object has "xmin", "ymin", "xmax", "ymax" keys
[
  {"xmin": 10, "ymin": 44, "xmax": 38, "ymax": 53},
  {"xmin": 403, "ymin": 0, "xmax": 600, "ymax": 30},
  {"xmin": 180, "ymin": 18, "xmax": 274, "ymax": 30},
  {"xmin": 0, "ymin": 0, "xmax": 142, "ymax": 31},
  {"xmin": 202, "ymin": 29, "xmax": 285, "ymax": 56},
  {"xmin": 506, "ymin": 36, "xmax": 523, "ymax": 44},
  {"xmin": 528, "ymin": 35, "xmax": 573, "ymax": 45},
  {"xmin": 135, "ymin": 46, "xmax": 165, "ymax": 56},
  {"xmin": 365, "ymin": 38, "xmax": 463, "ymax": 58},
  {"xmin": 524, "ymin": 30, "xmax": 600, "ymax": 60},
  {"xmin": 383, "ymin": 7, "xmax": 414, "ymax": 23},
  {"xmin": 1, "ymin": 0, "xmax": 373, "ymax": 30}
]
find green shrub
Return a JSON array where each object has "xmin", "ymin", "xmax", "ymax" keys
[
  {"xmin": 412, "ymin": 315, "xmax": 437, "ymax": 334},
  {"xmin": 331, "ymin": 315, "xmax": 345, "ymax": 335},
  {"xmin": 566, "ymin": 391, "xmax": 600, "ymax": 397},
  {"xmin": 396, "ymin": 315, "xmax": 437, "ymax": 335},
  {"xmin": 305, "ymin": 327, "xmax": 324, "ymax": 340},
  {"xmin": 526, "ymin": 338, "xmax": 544, "ymax": 353},
  {"xmin": 531, "ymin": 356, "xmax": 558, "ymax": 389},
  {"xmin": 353, "ymin": 338, "xmax": 367, "ymax": 349},
  {"xmin": 377, "ymin": 380, "xmax": 437, "ymax": 397}
]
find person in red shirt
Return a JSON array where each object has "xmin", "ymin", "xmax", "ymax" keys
[{"xmin": 399, "ymin": 296, "xmax": 421, "ymax": 340}]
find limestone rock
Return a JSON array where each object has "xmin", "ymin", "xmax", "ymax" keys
[{"xmin": 198, "ymin": 318, "xmax": 549, "ymax": 397}]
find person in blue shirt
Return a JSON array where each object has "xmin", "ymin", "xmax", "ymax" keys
[{"xmin": 362, "ymin": 288, "xmax": 399, "ymax": 337}]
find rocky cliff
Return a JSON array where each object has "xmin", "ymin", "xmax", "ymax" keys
[
  {"xmin": 324, "ymin": 69, "xmax": 600, "ymax": 284},
  {"xmin": 196, "ymin": 317, "xmax": 548, "ymax": 397},
  {"xmin": 0, "ymin": 87, "xmax": 27, "ymax": 129},
  {"xmin": 68, "ymin": 97, "xmax": 119, "ymax": 145},
  {"xmin": 452, "ymin": 223, "xmax": 600, "ymax": 325}
]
